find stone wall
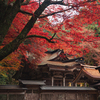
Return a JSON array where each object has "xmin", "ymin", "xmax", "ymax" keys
[
  {"xmin": 9, "ymin": 94, "xmax": 24, "ymax": 100},
  {"xmin": 40, "ymin": 93, "xmax": 97, "ymax": 100},
  {"xmin": 25, "ymin": 93, "xmax": 39, "ymax": 100},
  {"xmin": 0, "ymin": 92, "xmax": 98, "ymax": 100},
  {"xmin": 0, "ymin": 94, "xmax": 24, "ymax": 100}
]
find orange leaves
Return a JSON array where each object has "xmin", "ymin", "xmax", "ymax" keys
[{"xmin": 0, "ymin": 52, "xmax": 22, "ymax": 71}]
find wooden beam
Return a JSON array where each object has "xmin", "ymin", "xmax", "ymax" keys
[
  {"xmin": 63, "ymin": 77, "xmax": 65, "ymax": 86},
  {"xmin": 24, "ymin": 90, "xmax": 26, "ymax": 100},
  {"xmin": 7, "ymin": 94, "xmax": 9, "ymax": 100},
  {"xmin": 85, "ymin": 83, "xmax": 87, "ymax": 87},
  {"xmin": 75, "ymin": 83, "xmax": 77, "ymax": 87},
  {"xmin": 52, "ymin": 77, "xmax": 54, "ymax": 86}
]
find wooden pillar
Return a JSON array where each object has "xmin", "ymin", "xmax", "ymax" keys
[
  {"xmin": 63, "ymin": 77, "xmax": 65, "ymax": 86},
  {"xmin": 7, "ymin": 94, "xmax": 9, "ymax": 100},
  {"xmin": 24, "ymin": 90, "xmax": 27, "ymax": 100},
  {"xmin": 32, "ymin": 89, "xmax": 33, "ymax": 100},
  {"xmin": 85, "ymin": 83, "xmax": 87, "ymax": 87},
  {"xmin": 38, "ymin": 93, "xmax": 42, "ymax": 100},
  {"xmin": 75, "ymin": 83, "xmax": 77, "ymax": 87},
  {"xmin": 52, "ymin": 76, "xmax": 54, "ymax": 86}
]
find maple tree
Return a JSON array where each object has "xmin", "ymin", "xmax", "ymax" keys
[
  {"xmin": 0, "ymin": 0, "xmax": 100, "ymax": 70},
  {"xmin": 82, "ymin": 24, "xmax": 100, "ymax": 65}
]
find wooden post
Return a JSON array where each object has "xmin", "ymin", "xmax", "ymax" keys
[
  {"xmin": 75, "ymin": 83, "xmax": 77, "ymax": 87},
  {"xmin": 85, "ymin": 83, "xmax": 87, "ymax": 87},
  {"xmin": 39, "ymin": 93, "xmax": 41, "ymax": 100},
  {"xmin": 24, "ymin": 90, "xmax": 27, "ymax": 100},
  {"xmin": 63, "ymin": 77, "xmax": 65, "ymax": 86},
  {"xmin": 32, "ymin": 89, "xmax": 33, "ymax": 100},
  {"xmin": 7, "ymin": 93, "xmax": 9, "ymax": 100},
  {"xmin": 52, "ymin": 76, "xmax": 54, "ymax": 86}
]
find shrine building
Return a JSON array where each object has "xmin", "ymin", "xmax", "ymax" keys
[{"xmin": 0, "ymin": 49, "xmax": 100, "ymax": 100}]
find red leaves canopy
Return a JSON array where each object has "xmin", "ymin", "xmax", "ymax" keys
[{"xmin": 1, "ymin": 0, "xmax": 100, "ymax": 69}]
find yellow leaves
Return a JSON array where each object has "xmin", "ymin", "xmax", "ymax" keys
[
  {"xmin": 0, "ymin": 52, "xmax": 22, "ymax": 71},
  {"xmin": 0, "ymin": 69, "xmax": 7, "ymax": 79},
  {"xmin": 0, "ymin": 72, "xmax": 7, "ymax": 78}
]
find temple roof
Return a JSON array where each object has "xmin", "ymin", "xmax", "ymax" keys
[
  {"xmin": 41, "ymin": 60, "xmax": 78, "ymax": 67},
  {"xmin": 0, "ymin": 85, "xmax": 26, "ymax": 90},
  {"xmin": 83, "ymin": 68, "xmax": 100, "ymax": 79},
  {"xmin": 40, "ymin": 49, "xmax": 84, "ymax": 66},
  {"xmin": 0, "ymin": 85, "xmax": 27, "ymax": 94},
  {"xmin": 19, "ymin": 80, "xmax": 46, "ymax": 85},
  {"xmin": 73, "ymin": 64, "xmax": 100, "ymax": 83},
  {"xmin": 40, "ymin": 86, "xmax": 96, "ymax": 91}
]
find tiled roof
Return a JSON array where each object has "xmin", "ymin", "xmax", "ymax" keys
[
  {"xmin": 40, "ymin": 86, "xmax": 96, "ymax": 90},
  {"xmin": 0, "ymin": 85, "xmax": 27, "ymax": 90},
  {"xmin": 83, "ymin": 67, "xmax": 100, "ymax": 79},
  {"xmin": 73, "ymin": 64, "xmax": 100, "ymax": 83},
  {"xmin": 45, "ymin": 61, "xmax": 78, "ymax": 66},
  {"xmin": 19, "ymin": 80, "xmax": 46, "ymax": 85},
  {"xmin": 40, "ymin": 50, "xmax": 80, "ymax": 67}
]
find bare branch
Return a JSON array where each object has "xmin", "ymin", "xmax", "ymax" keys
[
  {"xmin": 50, "ymin": 33, "xmax": 56, "ymax": 41},
  {"xmin": 19, "ymin": 10, "xmax": 33, "ymax": 15},
  {"xmin": 39, "ymin": 6, "xmax": 73, "ymax": 18},
  {"xmin": 21, "ymin": 1, "xmax": 36, "ymax": 5},
  {"xmin": 50, "ymin": 1, "xmax": 69, "ymax": 6},
  {"xmin": 26, "ymin": 35, "xmax": 55, "ymax": 43},
  {"xmin": 39, "ymin": 0, "xmax": 98, "ymax": 18},
  {"xmin": 39, "ymin": 0, "xmax": 41, "ymax": 6},
  {"xmin": 50, "ymin": 1, "xmax": 64, "ymax": 5}
]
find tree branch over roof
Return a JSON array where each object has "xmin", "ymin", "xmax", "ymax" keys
[{"xmin": 26, "ymin": 33, "xmax": 56, "ymax": 43}]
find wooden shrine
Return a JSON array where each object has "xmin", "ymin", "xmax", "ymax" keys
[
  {"xmin": 1, "ymin": 49, "xmax": 100, "ymax": 100},
  {"xmin": 37, "ymin": 49, "xmax": 100, "ymax": 87}
]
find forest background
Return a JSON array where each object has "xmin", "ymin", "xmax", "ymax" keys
[{"xmin": 0, "ymin": 0, "xmax": 100, "ymax": 84}]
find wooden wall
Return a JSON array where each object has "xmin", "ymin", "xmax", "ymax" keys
[
  {"xmin": 40, "ymin": 93, "xmax": 98, "ymax": 100},
  {"xmin": 25, "ymin": 93, "xmax": 39, "ymax": 100},
  {"xmin": 0, "ymin": 91, "xmax": 98, "ymax": 100}
]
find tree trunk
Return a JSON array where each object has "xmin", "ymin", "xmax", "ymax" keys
[
  {"xmin": 0, "ymin": 0, "xmax": 50, "ymax": 61},
  {"xmin": 0, "ymin": 0, "xmax": 23, "ymax": 45}
]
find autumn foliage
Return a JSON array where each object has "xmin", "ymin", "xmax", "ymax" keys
[{"xmin": 0, "ymin": 0, "xmax": 100, "ymax": 70}]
